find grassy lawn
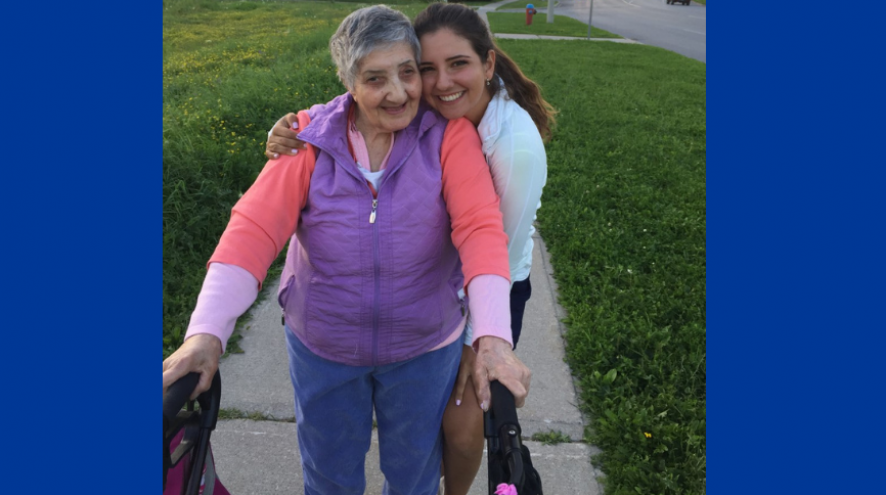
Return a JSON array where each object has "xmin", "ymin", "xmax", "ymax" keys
[
  {"xmin": 499, "ymin": 38, "xmax": 706, "ymax": 494},
  {"xmin": 498, "ymin": 0, "xmax": 551, "ymax": 8},
  {"xmin": 446, "ymin": 0, "xmax": 492, "ymax": 5},
  {"xmin": 487, "ymin": 12, "xmax": 621, "ymax": 38},
  {"xmin": 163, "ymin": 1, "xmax": 705, "ymax": 494}
]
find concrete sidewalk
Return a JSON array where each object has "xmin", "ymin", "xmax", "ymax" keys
[
  {"xmin": 494, "ymin": 33, "xmax": 640, "ymax": 42},
  {"xmin": 210, "ymin": 232, "xmax": 605, "ymax": 494}
]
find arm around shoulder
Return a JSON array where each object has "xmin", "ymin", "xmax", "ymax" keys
[{"xmin": 440, "ymin": 118, "xmax": 510, "ymax": 286}]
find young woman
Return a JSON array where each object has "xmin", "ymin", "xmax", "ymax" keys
[{"xmin": 264, "ymin": 4, "xmax": 555, "ymax": 494}]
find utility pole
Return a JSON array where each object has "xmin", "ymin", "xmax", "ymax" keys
[
  {"xmin": 547, "ymin": 0, "xmax": 554, "ymax": 23},
  {"xmin": 587, "ymin": 0, "xmax": 595, "ymax": 38}
]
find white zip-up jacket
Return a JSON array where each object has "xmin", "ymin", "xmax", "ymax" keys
[
  {"xmin": 463, "ymin": 88, "xmax": 548, "ymax": 345},
  {"xmin": 479, "ymin": 88, "xmax": 547, "ymax": 286}
]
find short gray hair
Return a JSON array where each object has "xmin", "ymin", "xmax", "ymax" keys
[{"xmin": 329, "ymin": 5, "xmax": 421, "ymax": 91}]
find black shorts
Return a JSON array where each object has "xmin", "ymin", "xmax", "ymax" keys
[{"xmin": 509, "ymin": 276, "xmax": 532, "ymax": 349}]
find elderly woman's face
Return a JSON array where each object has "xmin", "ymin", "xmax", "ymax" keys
[{"xmin": 351, "ymin": 43, "xmax": 421, "ymax": 134}]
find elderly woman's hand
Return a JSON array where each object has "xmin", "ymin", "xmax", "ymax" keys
[
  {"xmin": 471, "ymin": 336, "xmax": 531, "ymax": 410},
  {"xmin": 265, "ymin": 113, "xmax": 307, "ymax": 160},
  {"xmin": 162, "ymin": 334, "xmax": 223, "ymax": 401}
]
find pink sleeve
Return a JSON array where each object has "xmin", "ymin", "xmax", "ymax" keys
[
  {"xmin": 184, "ymin": 262, "xmax": 260, "ymax": 354},
  {"xmin": 440, "ymin": 118, "xmax": 511, "ymax": 287},
  {"xmin": 439, "ymin": 118, "xmax": 512, "ymax": 348},
  {"xmin": 209, "ymin": 111, "xmax": 316, "ymax": 288},
  {"xmin": 466, "ymin": 274, "xmax": 513, "ymax": 349}
]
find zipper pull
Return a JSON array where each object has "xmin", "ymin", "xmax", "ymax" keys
[{"xmin": 369, "ymin": 199, "xmax": 378, "ymax": 224}]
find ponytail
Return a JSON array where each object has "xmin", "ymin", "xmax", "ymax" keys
[{"xmin": 488, "ymin": 47, "xmax": 557, "ymax": 142}]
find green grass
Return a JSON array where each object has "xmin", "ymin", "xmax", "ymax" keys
[
  {"xmin": 498, "ymin": 0, "xmax": 550, "ymax": 9},
  {"xmin": 444, "ymin": 0, "xmax": 492, "ymax": 5},
  {"xmin": 487, "ymin": 12, "xmax": 620, "ymax": 38},
  {"xmin": 164, "ymin": 2, "xmax": 705, "ymax": 494},
  {"xmin": 497, "ymin": 39, "xmax": 706, "ymax": 494},
  {"xmin": 531, "ymin": 430, "xmax": 572, "ymax": 445}
]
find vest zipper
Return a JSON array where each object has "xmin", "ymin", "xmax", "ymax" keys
[
  {"xmin": 372, "ymin": 222, "xmax": 381, "ymax": 366},
  {"xmin": 370, "ymin": 186, "xmax": 381, "ymax": 366}
]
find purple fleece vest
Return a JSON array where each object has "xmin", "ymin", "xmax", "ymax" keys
[{"xmin": 278, "ymin": 94, "xmax": 465, "ymax": 366}]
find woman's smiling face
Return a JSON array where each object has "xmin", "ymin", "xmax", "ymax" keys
[{"xmin": 419, "ymin": 28, "xmax": 495, "ymax": 126}]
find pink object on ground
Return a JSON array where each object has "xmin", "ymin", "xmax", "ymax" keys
[{"xmin": 495, "ymin": 483, "xmax": 518, "ymax": 495}]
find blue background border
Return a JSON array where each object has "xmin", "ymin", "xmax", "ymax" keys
[
  {"xmin": 4, "ymin": 0, "xmax": 885, "ymax": 493},
  {"xmin": 709, "ymin": 1, "xmax": 885, "ymax": 494},
  {"xmin": 3, "ymin": 0, "xmax": 158, "ymax": 492}
]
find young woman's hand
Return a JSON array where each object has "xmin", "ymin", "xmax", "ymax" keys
[
  {"xmin": 472, "ymin": 336, "xmax": 531, "ymax": 410},
  {"xmin": 162, "ymin": 333, "xmax": 223, "ymax": 400},
  {"xmin": 265, "ymin": 113, "xmax": 307, "ymax": 159}
]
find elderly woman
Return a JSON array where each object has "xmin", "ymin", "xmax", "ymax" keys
[{"xmin": 162, "ymin": 5, "xmax": 530, "ymax": 495}]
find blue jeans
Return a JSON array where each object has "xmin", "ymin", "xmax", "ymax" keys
[{"xmin": 285, "ymin": 325, "xmax": 461, "ymax": 495}]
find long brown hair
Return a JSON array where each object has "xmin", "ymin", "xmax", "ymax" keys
[{"xmin": 413, "ymin": 2, "xmax": 557, "ymax": 142}]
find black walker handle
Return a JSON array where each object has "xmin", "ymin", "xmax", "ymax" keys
[
  {"xmin": 163, "ymin": 371, "xmax": 222, "ymax": 428},
  {"xmin": 489, "ymin": 381, "xmax": 525, "ymax": 489},
  {"xmin": 163, "ymin": 370, "xmax": 223, "ymax": 495},
  {"xmin": 163, "ymin": 372, "xmax": 200, "ymax": 421},
  {"xmin": 490, "ymin": 381, "xmax": 520, "ymax": 433}
]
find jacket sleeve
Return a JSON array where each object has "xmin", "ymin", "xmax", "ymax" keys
[
  {"xmin": 208, "ymin": 111, "xmax": 316, "ymax": 288},
  {"xmin": 440, "ymin": 118, "xmax": 512, "ymax": 347},
  {"xmin": 440, "ymin": 118, "xmax": 511, "ymax": 286},
  {"xmin": 184, "ymin": 262, "xmax": 259, "ymax": 354},
  {"xmin": 184, "ymin": 111, "xmax": 315, "ymax": 351}
]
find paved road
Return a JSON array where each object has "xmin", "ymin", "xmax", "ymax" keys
[{"xmin": 544, "ymin": 0, "xmax": 706, "ymax": 62}]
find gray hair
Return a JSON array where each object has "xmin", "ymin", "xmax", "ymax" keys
[{"xmin": 329, "ymin": 5, "xmax": 421, "ymax": 91}]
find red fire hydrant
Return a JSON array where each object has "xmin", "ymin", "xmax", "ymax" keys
[{"xmin": 526, "ymin": 4, "xmax": 537, "ymax": 25}]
